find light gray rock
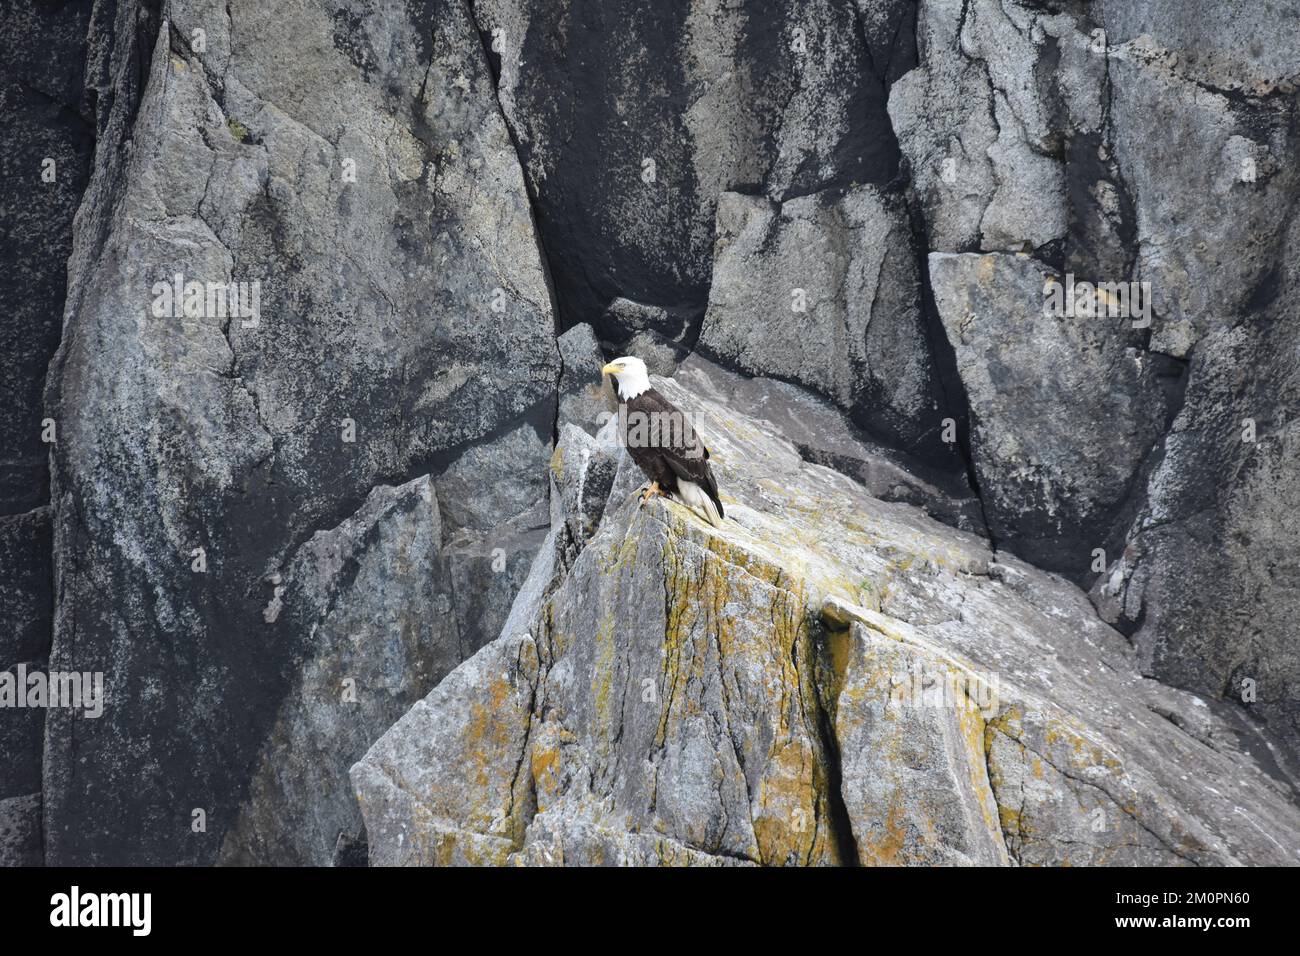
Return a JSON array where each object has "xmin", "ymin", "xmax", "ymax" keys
[
  {"xmin": 930, "ymin": 251, "xmax": 1177, "ymax": 574},
  {"xmin": 1100, "ymin": 0, "xmax": 1300, "ymax": 94},
  {"xmin": 556, "ymin": 323, "xmax": 612, "ymax": 435},
  {"xmin": 445, "ymin": 500, "xmax": 552, "ymax": 655},
  {"xmin": 355, "ymin": 368, "xmax": 1300, "ymax": 866},
  {"xmin": 219, "ymin": 477, "xmax": 459, "ymax": 865},
  {"xmin": 350, "ymin": 631, "xmax": 541, "ymax": 866},
  {"xmin": 549, "ymin": 424, "xmax": 620, "ymax": 555},
  {"xmin": 698, "ymin": 186, "xmax": 950, "ymax": 458},
  {"xmin": 673, "ymin": 354, "xmax": 982, "ymax": 533},
  {"xmin": 889, "ymin": 0, "xmax": 1103, "ymax": 254},
  {"xmin": 1107, "ymin": 45, "xmax": 1298, "ymax": 357},
  {"xmin": 42, "ymin": 0, "xmax": 557, "ymax": 865}
]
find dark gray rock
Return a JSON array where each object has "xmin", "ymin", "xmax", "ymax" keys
[
  {"xmin": 0, "ymin": 792, "xmax": 41, "ymax": 867},
  {"xmin": 930, "ymin": 252, "xmax": 1177, "ymax": 575},
  {"xmin": 470, "ymin": 0, "xmax": 908, "ymax": 334},
  {"xmin": 599, "ymin": 299, "xmax": 694, "ymax": 376},
  {"xmin": 0, "ymin": 0, "xmax": 93, "ymax": 515},
  {"xmin": 445, "ymin": 501, "xmax": 552, "ymax": 655},
  {"xmin": 219, "ymin": 477, "xmax": 460, "ymax": 865},
  {"xmin": 0, "ymin": 0, "xmax": 93, "ymax": 871},
  {"xmin": 1092, "ymin": 216, "xmax": 1300, "ymax": 760},
  {"xmin": 42, "ymin": 0, "xmax": 558, "ymax": 865},
  {"xmin": 0, "ymin": 508, "xmax": 52, "ymax": 666}
]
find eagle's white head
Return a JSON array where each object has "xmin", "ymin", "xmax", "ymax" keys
[{"xmin": 602, "ymin": 356, "xmax": 651, "ymax": 400}]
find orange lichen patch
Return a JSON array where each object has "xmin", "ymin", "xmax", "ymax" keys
[
  {"xmin": 751, "ymin": 739, "xmax": 823, "ymax": 866},
  {"xmin": 652, "ymin": 514, "xmax": 833, "ymax": 865},
  {"xmin": 530, "ymin": 722, "xmax": 571, "ymax": 813},
  {"xmin": 417, "ymin": 826, "xmax": 516, "ymax": 866},
  {"xmin": 464, "ymin": 677, "xmax": 519, "ymax": 790},
  {"xmin": 860, "ymin": 802, "xmax": 909, "ymax": 866}
]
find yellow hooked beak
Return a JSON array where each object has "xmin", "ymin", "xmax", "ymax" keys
[{"xmin": 601, "ymin": 362, "xmax": 620, "ymax": 377}]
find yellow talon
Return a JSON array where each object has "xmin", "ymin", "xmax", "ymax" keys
[{"xmin": 639, "ymin": 481, "xmax": 662, "ymax": 506}]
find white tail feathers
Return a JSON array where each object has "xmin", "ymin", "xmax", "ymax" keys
[{"xmin": 676, "ymin": 480, "xmax": 724, "ymax": 528}]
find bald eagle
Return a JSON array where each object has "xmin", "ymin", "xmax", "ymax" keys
[{"xmin": 602, "ymin": 356, "xmax": 725, "ymax": 527}]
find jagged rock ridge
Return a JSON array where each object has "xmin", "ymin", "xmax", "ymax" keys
[{"xmin": 353, "ymin": 359, "xmax": 1300, "ymax": 866}]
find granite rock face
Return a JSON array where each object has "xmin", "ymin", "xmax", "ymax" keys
[
  {"xmin": 39, "ymin": 0, "xmax": 557, "ymax": 865},
  {"xmin": 354, "ymin": 364, "xmax": 1300, "ymax": 866},
  {"xmin": 1092, "ymin": 211, "xmax": 1300, "ymax": 763},
  {"xmin": 888, "ymin": 0, "xmax": 1300, "ymax": 762},
  {"xmin": 218, "ymin": 476, "xmax": 464, "ymax": 865},
  {"xmin": 469, "ymin": 0, "xmax": 911, "ymax": 342},
  {"xmin": 930, "ymin": 252, "xmax": 1180, "ymax": 575},
  {"xmin": 0, "ymin": 0, "xmax": 95, "ymax": 871},
  {"xmin": 7, "ymin": 0, "xmax": 1300, "ymax": 868},
  {"xmin": 697, "ymin": 186, "xmax": 953, "ymax": 461}
]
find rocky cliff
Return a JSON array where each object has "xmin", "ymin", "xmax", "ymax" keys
[
  {"xmin": 2, "ymin": 0, "xmax": 1298, "ymax": 866},
  {"xmin": 353, "ymin": 358, "xmax": 1300, "ymax": 865}
]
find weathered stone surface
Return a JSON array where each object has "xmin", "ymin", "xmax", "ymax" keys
[
  {"xmin": 0, "ymin": 508, "xmax": 52, "ymax": 666},
  {"xmin": 1092, "ymin": 217, "xmax": 1300, "ymax": 761},
  {"xmin": 1100, "ymin": 0, "xmax": 1300, "ymax": 95},
  {"xmin": 549, "ymin": 424, "xmax": 620, "ymax": 554},
  {"xmin": 356, "ymin": 369, "xmax": 1300, "ymax": 866},
  {"xmin": 470, "ymin": 0, "xmax": 907, "ymax": 334},
  {"xmin": 0, "ymin": 1, "xmax": 93, "ymax": 869},
  {"xmin": 674, "ymin": 355, "xmax": 982, "ymax": 534},
  {"xmin": 0, "ymin": 792, "xmax": 42, "ymax": 867},
  {"xmin": 1107, "ymin": 43, "xmax": 1299, "ymax": 358},
  {"xmin": 556, "ymin": 323, "xmax": 611, "ymax": 435},
  {"xmin": 890, "ymin": 0, "xmax": 1107, "ymax": 256},
  {"xmin": 445, "ymin": 500, "xmax": 551, "ymax": 655},
  {"xmin": 599, "ymin": 299, "xmax": 694, "ymax": 375},
  {"xmin": 891, "ymin": 1, "xmax": 1300, "ymax": 772},
  {"xmin": 698, "ymin": 186, "xmax": 952, "ymax": 459},
  {"xmin": 351, "ymin": 631, "xmax": 541, "ymax": 866},
  {"xmin": 0, "ymin": 0, "xmax": 93, "ymax": 515},
  {"xmin": 930, "ymin": 252, "xmax": 1179, "ymax": 575},
  {"xmin": 9, "ymin": 0, "xmax": 1300, "ymax": 871},
  {"xmin": 820, "ymin": 623, "xmax": 1008, "ymax": 866},
  {"xmin": 42, "ymin": 0, "xmax": 557, "ymax": 865},
  {"xmin": 218, "ymin": 476, "xmax": 468, "ymax": 865},
  {"xmin": 894, "ymin": 1, "xmax": 1298, "ymax": 355}
]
